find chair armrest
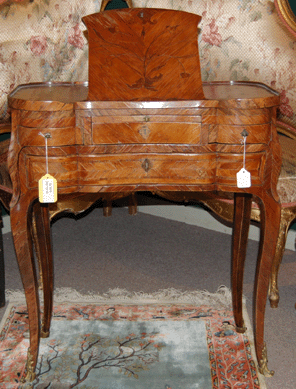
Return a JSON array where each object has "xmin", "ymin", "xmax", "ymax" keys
[{"xmin": 276, "ymin": 120, "xmax": 296, "ymax": 140}]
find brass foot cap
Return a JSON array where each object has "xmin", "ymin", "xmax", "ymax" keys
[
  {"xmin": 41, "ymin": 329, "xmax": 50, "ymax": 338},
  {"xmin": 235, "ymin": 325, "xmax": 246, "ymax": 333},
  {"xmin": 259, "ymin": 343, "xmax": 274, "ymax": 377},
  {"xmin": 259, "ymin": 365, "xmax": 275, "ymax": 377},
  {"xmin": 21, "ymin": 371, "xmax": 36, "ymax": 383}
]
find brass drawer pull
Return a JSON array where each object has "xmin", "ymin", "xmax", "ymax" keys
[{"xmin": 139, "ymin": 125, "xmax": 150, "ymax": 139}]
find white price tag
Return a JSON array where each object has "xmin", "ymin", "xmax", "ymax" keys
[
  {"xmin": 39, "ymin": 174, "xmax": 58, "ymax": 203},
  {"xmin": 236, "ymin": 168, "xmax": 251, "ymax": 188}
]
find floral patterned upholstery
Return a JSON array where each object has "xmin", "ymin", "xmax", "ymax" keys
[
  {"xmin": 1, "ymin": 0, "xmax": 296, "ymax": 129},
  {"xmin": 1, "ymin": 0, "xmax": 296, "ymax": 202}
]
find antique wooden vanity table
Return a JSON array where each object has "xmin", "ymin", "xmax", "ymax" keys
[{"xmin": 8, "ymin": 8, "xmax": 281, "ymax": 381}]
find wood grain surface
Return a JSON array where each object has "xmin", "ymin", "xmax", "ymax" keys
[
  {"xmin": 7, "ymin": 7, "xmax": 282, "ymax": 382},
  {"xmin": 83, "ymin": 9, "xmax": 204, "ymax": 101}
]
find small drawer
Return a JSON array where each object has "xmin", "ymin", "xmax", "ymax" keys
[
  {"xmin": 216, "ymin": 108, "xmax": 272, "ymax": 125},
  {"xmin": 18, "ymin": 126, "xmax": 79, "ymax": 147},
  {"xmin": 78, "ymin": 153, "xmax": 216, "ymax": 186},
  {"xmin": 209, "ymin": 124, "xmax": 271, "ymax": 144},
  {"xmin": 92, "ymin": 116, "xmax": 201, "ymax": 144},
  {"xmin": 18, "ymin": 110, "xmax": 75, "ymax": 128}
]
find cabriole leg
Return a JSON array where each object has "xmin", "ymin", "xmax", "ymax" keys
[
  {"xmin": 32, "ymin": 201, "xmax": 53, "ymax": 338},
  {"xmin": 232, "ymin": 193, "xmax": 252, "ymax": 333},
  {"xmin": 255, "ymin": 193, "xmax": 281, "ymax": 376},
  {"xmin": 10, "ymin": 192, "xmax": 40, "ymax": 382}
]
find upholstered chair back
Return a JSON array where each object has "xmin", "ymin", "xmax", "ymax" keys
[{"xmin": 0, "ymin": 0, "xmax": 295, "ymax": 131}]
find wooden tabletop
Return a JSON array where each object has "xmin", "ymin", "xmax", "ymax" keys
[{"xmin": 8, "ymin": 81, "xmax": 279, "ymax": 111}]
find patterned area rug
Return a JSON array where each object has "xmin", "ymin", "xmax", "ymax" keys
[{"xmin": 0, "ymin": 288, "xmax": 266, "ymax": 388}]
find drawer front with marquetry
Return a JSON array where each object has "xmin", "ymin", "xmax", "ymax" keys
[
  {"xmin": 17, "ymin": 110, "xmax": 80, "ymax": 146},
  {"xmin": 18, "ymin": 126, "xmax": 78, "ymax": 147},
  {"xmin": 26, "ymin": 155, "xmax": 79, "ymax": 188},
  {"xmin": 209, "ymin": 124, "xmax": 271, "ymax": 144},
  {"xmin": 216, "ymin": 152, "xmax": 266, "ymax": 186},
  {"xmin": 78, "ymin": 153, "xmax": 216, "ymax": 185},
  {"xmin": 92, "ymin": 116, "xmax": 202, "ymax": 145}
]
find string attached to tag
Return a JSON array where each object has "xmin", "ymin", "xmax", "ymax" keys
[
  {"xmin": 38, "ymin": 132, "xmax": 58, "ymax": 203},
  {"xmin": 236, "ymin": 129, "xmax": 251, "ymax": 188}
]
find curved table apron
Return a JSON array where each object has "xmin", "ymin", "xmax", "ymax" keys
[{"xmin": 8, "ymin": 81, "xmax": 282, "ymax": 381}]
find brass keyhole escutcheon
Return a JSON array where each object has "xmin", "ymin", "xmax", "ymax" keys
[
  {"xmin": 139, "ymin": 116, "xmax": 151, "ymax": 139},
  {"xmin": 142, "ymin": 158, "xmax": 152, "ymax": 173},
  {"xmin": 139, "ymin": 125, "xmax": 150, "ymax": 139}
]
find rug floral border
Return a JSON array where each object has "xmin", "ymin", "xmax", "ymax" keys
[{"xmin": 0, "ymin": 303, "xmax": 262, "ymax": 388}]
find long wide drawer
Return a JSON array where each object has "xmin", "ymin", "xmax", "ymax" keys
[
  {"xmin": 25, "ymin": 151, "xmax": 265, "ymax": 189},
  {"xmin": 25, "ymin": 153, "xmax": 217, "ymax": 188},
  {"xmin": 78, "ymin": 154, "xmax": 216, "ymax": 185}
]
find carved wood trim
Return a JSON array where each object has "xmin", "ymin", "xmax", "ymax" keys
[{"xmin": 275, "ymin": 0, "xmax": 296, "ymax": 37}]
